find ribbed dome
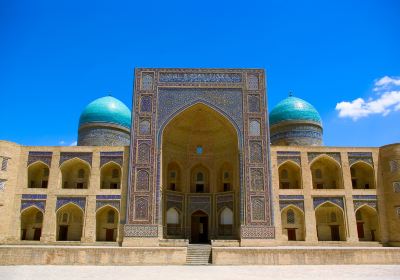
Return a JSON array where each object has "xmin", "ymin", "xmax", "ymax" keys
[
  {"xmin": 269, "ymin": 96, "xmax": 322, "ymax": 126},
  {"xmin": 79, "ymin": 96, "xmax": 131, "ymax": 129}
]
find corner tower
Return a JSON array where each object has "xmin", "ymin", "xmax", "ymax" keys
[
  {"xmin": 269, "ymin": 96, "xmax": 323, "ymax": 146},
  {"xmin": 77, "ymin": 96, "xmax": 131, "ymax": 146}
]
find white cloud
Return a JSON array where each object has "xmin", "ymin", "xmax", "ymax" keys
[
  {"xmin": 69, "ymin": 141, "xmax": 77, "ymax": 146},
  {"xmin": 336, "ymin": 76, "xmax": 400, "ymax": 120},
  {"xmin": 374, "ymin": 76, "xmax": 400, "ymax": 90},
  {"xmin": 58, "ymin": 140, "xmax": 77, "ymax": 146}
]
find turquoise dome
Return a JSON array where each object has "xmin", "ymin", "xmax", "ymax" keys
[
  {"xmin": 79, "ymin": 96, "xmax": 131, "ymax": 129},
  {"xmin": 269, "ymin": 96, "xmax": 322, "ymax": 126}
]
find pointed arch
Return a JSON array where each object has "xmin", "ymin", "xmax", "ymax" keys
[
  {"xmin": 100, "ymin": 161, "xmax": 122, "ymax": 189},
  {"xmin": 60, "ymin": 157, "xmax": 91, "ymax": 189},
  {"xmin": 158, "ymin": 100, "xmax": 242, "ymax": 149},
  {"xmin": 59, "ymin": 157, "xmax": 91, "ymax": 170},
  {"xmin": 96, "ymin": 205, "xmax": 119, "ymax": 242},
  {"xmin": 278, "ymin": 160, "xmax": 302, "ymax": 189},
  {"xmin": 56, "ymin": 202, "xmax": 84, "ymax": 241},
  {"xmin": 350, "ymin": 161, "xmax": 375, "ymax": 189},
  {"xmin": 27, "ymin": 161, "xmax": 50, "ymax": 189},
  {"xmin": 281, "ymin": 205, "xmax": 305, "ymax": 241},
  {"xmin": 309, "ymin": 154, "xmax": 341, "ymax": 168},
  {"xmin": 27, "ymin": 160, "xmax": 50, "ymax": 169},
  {"xmin": 20, "ymin": 206, "xmax": 44, "ymax": 241},
  {"xmin": 315, "ymin": 201, "xmax": 346, "ymax": 241},
  {"xmin": 278, "ymin": 159, "xmax": 301, "ymax": 169},
  {"xmin": 56, "ymin": 201, "xmax": 85, "ymax": 214},
  {"xmin": 355, "ymin": 205, "xmax": 380, "ymax": 241},
  {"xmin": 310, "ymin": 155, "xmax": 343, "ymax": 189},
  {"xmin": 280, "ymin": 204, "xmax": 305, "ymax": 214},
  {"xmin": 21, "ymin": 205, "xmax": 44, "ymax": 215}
]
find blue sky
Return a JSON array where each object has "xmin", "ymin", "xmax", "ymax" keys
[{"xmin": 1, "ymin": 0, "xmax": 399, "ymax": 147}]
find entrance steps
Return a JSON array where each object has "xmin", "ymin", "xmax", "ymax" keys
[{"xmin": 186, "ymin": 244, "xmax": 212, "ymax": 265}]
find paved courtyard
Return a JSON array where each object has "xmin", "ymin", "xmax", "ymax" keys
[{"xmin": 1, "ymin": 265, "xmax": 399, "ymax": 280}]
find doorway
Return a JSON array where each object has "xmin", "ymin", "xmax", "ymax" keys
[
  {"xmin": 105, "ymin": 229, "xmax": 114, "ymax": 241},
  {"xmin": 33, "ymin": 228, "xmax": 41, "ymax": 241},
  {"xmin": 59, "ymin": 225, "xmax": 68, "ymax": 241},
  {"xmin": 287, "ymin": 228, "xmax": 296, "ymax": 241},
  {"xmin": 191, "ymin": 210, "xmax": 209, "ymax": 243},
  {"xmin": 330, "ymin": 225, "xmax": 340, "ymax": 241}
]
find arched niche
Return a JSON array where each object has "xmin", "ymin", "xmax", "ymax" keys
[
  {"xmin": 27, "ymin": 161, "xmax": 49, "ymax": 189},
  {"xmin": 56, "ymin": 203, "xmax": 84, "ymax": 241},
  {"xmin": 166, "ymin": 208, "xmax": 182, "ymax": 237},
  {"xmin": 190, "ymin": 164, "xmax": 210, "ymax": 193},
  {"xmin": 21, "ymin": 207, "xmax": 43, "ymax": 241},
  {"xmin": 315, "ymin": 202, "xmax": 346, "ymax": 241},
  {"xmin": 218, "ymin": 207, "xmax": 234, "ymax": 237},
  {"xmin": 310, "ymin": 156, "xmax": 343, "ymax": 189},
  {"xmin": 218, "ymin": 162, "xmax": 234, "ymax": 192},
  {"xmin": 278, "ymin": 161, "xmax": 301, "ymax": 189},
  {"xmin": 166, "ymin": 162, "xmax": 181, "ymax": 191},
  {"xmin": 96, "ymin": 206, "xmax": 119, "ymax": 242},
  {"xmin": 355, "ymin": 205, "xmax": 380, "ymax": 241},
  {"xmin": 281, "ymin": 206, "xmax": 305, "ymax": 241},
  {"xmin": 100, "ymin": 162, "xmax": 121, "ymax": 189},
  {"xmin": 350, "ymin": 162, "xmax": 375, "ymax": 189},
  {"xmin": 60, "ymin": 158, "xmax": 91, "ymax": 189}
]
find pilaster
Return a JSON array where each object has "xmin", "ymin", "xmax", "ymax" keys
[
  {"xmin": 341, "ymin": 152, "xmax": 359, "ymax": 243},
  {"xmin": 40, "ymin": 151, "xmax": 60, "ymax": 242},
  {"xmin": 301, "ymin": 151, "xmax": 318, "ymax": 242}
]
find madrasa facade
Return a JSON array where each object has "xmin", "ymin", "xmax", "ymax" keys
[{"xmin": 0, "ymin": 68, "xmax": 400, "ymax": 264}]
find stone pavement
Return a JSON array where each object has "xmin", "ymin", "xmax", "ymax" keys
[{"xmin": 1, "ymin": 265, "xmax": 399, "ymax": 280}]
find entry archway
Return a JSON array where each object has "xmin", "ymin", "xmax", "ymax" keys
[
  {"xmin": 191, "ymin": 210, "xmax": 209, "ymax": 243},
  {"xmin": 315, "ymin": 202, "xmax": 346, "ymax": 241},
  {"xmin": 161, "ymin": 103, "xmax": 240, "ymax": 241},
  {"xmin": 281, "ymin": 206, "xmax": 305, "ymax": 241},
  {"xmin": 20, "ymin": 207, "xmax": 43, "ymax": 241},
  {"xmin": 56, "ymin": 203, "xmax": 84, "ymax": 241},
  {"xmin": 355, "ymin": 205, "xmax": 380, "ymax": 241},
  {"xmin": 96, "ymin": 206, "xmax": 119, "ymax": 242}
]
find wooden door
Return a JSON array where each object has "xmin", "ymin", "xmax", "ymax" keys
[
  {"xmin": 33, "ymin": 228, "xmax": 41, "ymax": 241},
  {"xmin": 21, "ymin": 229, "xmax": 27, "ymax": 240},
  {"xmin": 287, "ymin": 228, "xmax": 296, "ymax": 241},
  {"xmin": 59, "ymin": 225, "xmax": 68, "ymax": 241},
  {"xmin": 357, "ymin": 222, "xmax": 365, "ymax": 238},
  {"xmin": 330, "ymin": 225, "xmax": 340, "ymax": 241},
  {"xmin": 106, "ymin": 229, "xmax": 114, "ymax": 241}
]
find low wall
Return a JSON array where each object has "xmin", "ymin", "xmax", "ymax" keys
[
  {"xmin": 0, "ymin": 246, "xmax": 187, "ymax": 265},
  {"xmin": 212, "ymin": 247, "xmax": 400, "ymax": 265}
]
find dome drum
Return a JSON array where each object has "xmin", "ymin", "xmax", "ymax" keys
[{"xmin": 270, "ymin": 123, "xmax": 323, "ymax": 146}]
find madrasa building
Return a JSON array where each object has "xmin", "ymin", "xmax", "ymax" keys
[{"xmin": 0, "ymin": 68, "xmax": 399, "ymax": 265}]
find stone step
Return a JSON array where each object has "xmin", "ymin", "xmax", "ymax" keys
[{"xmin": 186, "ymin": 244, "xmax": 212, "ymax": 265}]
